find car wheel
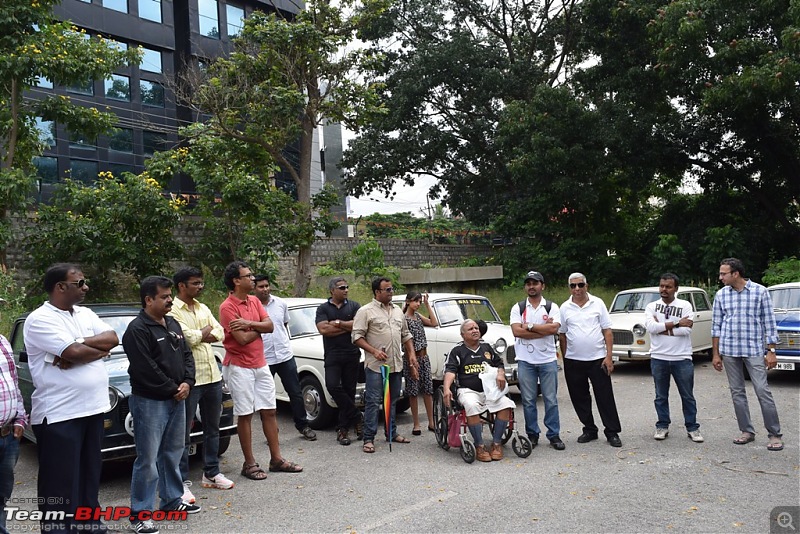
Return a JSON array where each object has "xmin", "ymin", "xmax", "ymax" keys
[
  {"xmin": 218, "ymin": 436, "xmax": 230, "ymax": 456},
  {"xmin": 300, "ymin": 375, "xmax": 336, "ymax": 430},
  {"xmin": 460, "ymin": 440, "xmax": 476, "ymax": 463},
  {"xmin": 395, "ymin": 397, "xmax": 410, "ymax": 413}
]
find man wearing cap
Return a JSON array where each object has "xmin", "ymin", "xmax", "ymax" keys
[{"xmin": 510, "ymin": 270, "xmax": 564, "ymax": 450}]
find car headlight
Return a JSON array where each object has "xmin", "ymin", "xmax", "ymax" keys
[
  {"xmin": 633, "ymin": 324, "xmax": 646, "ymax": 337},
  {"xmin": 106, "ymin": 386, "xmax": 123, "ymax": 413},
  {"xmin": 493, "ymin": 337, "xmax": 507, "ymax": 355}
]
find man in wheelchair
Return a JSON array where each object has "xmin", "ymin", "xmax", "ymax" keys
[{"xmin": 443, "ymin": 320, "xmax": 516, "ymax": 462}]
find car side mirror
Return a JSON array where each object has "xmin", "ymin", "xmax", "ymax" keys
[{"xmin": 19, "ymin": 350, "xmax": 28, "ymax": 363}]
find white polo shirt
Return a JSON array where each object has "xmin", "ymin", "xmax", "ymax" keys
[
  {"xmin": 645, "ymin": 297, "xmax": 694, "ymax": 361},
  {"xmin": 23, "ymin": 302, "xmax": 114, "ymax": 425},
  {"xmin": 261, "ymin": 295, "xmax": 293, "ymax": 366},
  {"xmin": 510, "ymin": 299, "xmax": 561, "ymax": 365},
  {"xmin": 558, "ymin": 294, "xmax": 612, "ymax": 361}
]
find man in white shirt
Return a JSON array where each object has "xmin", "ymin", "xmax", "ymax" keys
[
  {"xmin": 254, "ymin": 275, "xmax": 316, "ymax": 441},
  {"xmin": 644, "ymin": 273, "xmax": 703, "ymax": 443},
  {"xmin": 23, "ymin": 263, "xmax": 118, "ymax": 532},
  {"xmin": 558, "ymin": 272, "xmax": 622, "ymax": 447}
]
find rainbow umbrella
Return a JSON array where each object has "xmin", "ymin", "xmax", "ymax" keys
[{"xmin": 381, "ymin": 364, "xmax": 392, "ymax": 452}]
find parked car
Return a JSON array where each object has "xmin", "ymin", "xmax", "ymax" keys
[
  {"xmin": 9, "ymin": 303, "xmax": 237, "ymax": 461},
  {"xmin": 392, "ymin": 293, "xmax": 519, "ymax": 384},
  {"xmin": 767, "ymin": 282, "xmax": 800, "ymax": 372},
  {"xmin": 608, "ymin": 287, "xmax": 713, "ymax": 361}
]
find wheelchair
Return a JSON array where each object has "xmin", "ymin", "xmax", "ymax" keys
[{"xmin": 432, "ymin": 383, "xmax": 533, "ymax": 463}]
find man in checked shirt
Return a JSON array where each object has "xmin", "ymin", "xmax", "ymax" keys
[
  {"xmin": 711, "ymin": 258, "xmax": 783, "ymax": 451},
  {"xmin": 0, "ymin": 303, "xmax": 29, "ymax": 534}
]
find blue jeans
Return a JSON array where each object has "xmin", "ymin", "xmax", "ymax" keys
[
  {"xmin": 0, "ymin": 432, "xmax": 20, "ymax": 534},
  {"xmin": 363, "ymin": 368, "xmax": 401, "ymax": 443},
  {"xmin": 179, "ymin": 381, "xmax": 222, "ymax": 481},
  {"xmin": 130, "ymin": 395, "xmax": 186, "ymax": 514},
  {"xmin": 651, "ymin": 358, "xmax": 699, "ymax": 432},
  {"xmin": 517, "ymin": 360, "xmax": 560, "ymax": 440},
  {"xmin": 269, "ymin": 358, "xmax": 309, "ymax": 431}
]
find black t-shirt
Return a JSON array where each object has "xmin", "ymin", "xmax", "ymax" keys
[
  {"xmin": 315, "ymin": 298, "xmax": 361, "ymax": 359},
  {"xmin": 444, "ymin": 341, "xmax": 503, "ymax": 392}
]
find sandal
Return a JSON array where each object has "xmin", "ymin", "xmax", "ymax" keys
[
  {"xmin": 268, "ymin": 458, "xmax": 303, "ymax": 473},
  {"xmin": 412, "ymin": 428, "xmax": 422, "ymax": 436},
  {"xmin": 767, "ymin": 437, "xmax": 784, "ymax": 451},
  {"xmin": 733, "ymin": 433, "xmax": 755, "ymax": 445},
  {"xmin": 391, "ymin": 435, "xmax": 410, "ymax": 443},
  {"xmin": 241, "ymin": 463, "xmax": 268, "ymax": 480},
  {"xmin": 363, "ymin": 441, "xmax": 375, "ymax": 453}
]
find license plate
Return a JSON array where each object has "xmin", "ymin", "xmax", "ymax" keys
[
  {"xmin": 775, "ymin": 362, "xmax": 795, "ymax": 371},
  {"xmin": 188, "ymin": 444, "xmax": 197, "ymax": 456},
  {"xmin": 612, "ymin": 355, "xmax": 619, "ymax": 362}
]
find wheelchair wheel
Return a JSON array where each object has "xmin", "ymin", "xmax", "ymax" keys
[
  {"xmin": 460, "ymin": 440, "xmax": 476, "ymax": 463},
  {"xmin": 512, "ymin": 434, "xmax": 533, "ymax": 458},
  {"xmin": 433, "ymin": 386, "xmax": 449, "ymax": 450}
]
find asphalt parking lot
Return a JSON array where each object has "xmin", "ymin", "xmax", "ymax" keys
[{"xmin": 6, "ymin": 356, "xmax": 800, "ymax": 533}]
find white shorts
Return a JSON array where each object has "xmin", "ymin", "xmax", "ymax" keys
[
  {"xmin": 222, "ymin": 364, "xmax": 276, "ymax": 415},
  {"xmin": 456, "ymin": 387, "xmax": 515, "ymax": 417}
]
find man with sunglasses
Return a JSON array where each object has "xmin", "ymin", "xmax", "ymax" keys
[
  {"xmin": 23, "ymin": 263, "xmax": 119, "ymax": 532},
  {"xmin": 315, "ymin": 277, "xmax": 362, "ymax": 445},
  {"xmin": 352, "ymin": 277, "xmax": 418, "ymax": 453},
  {"xmin": 558, "ymin": 273, "xmax": 623, "ymax": 447}
]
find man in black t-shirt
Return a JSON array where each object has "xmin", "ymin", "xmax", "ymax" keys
[
  {"xmin": 315, "ymin": 277, "xmax": 362, "ymax": 445},
  {"xmin": 443, "ymin": 320, "xmax": 516, "ymax": 462}
]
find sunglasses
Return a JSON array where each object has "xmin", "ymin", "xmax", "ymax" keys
[
  {"xmin": 378, "ymin": 287, "xmax": 395, "ymax": 293},
  {"xmin": 63, "ymin": 279, "xmax": 87, "ymax": 288},
  {"xmin": 336, "ymin": 285, "xmax": 349, "ymax": 290},
  {"xmin": 569, "ymin": 282, "xmax": 586, "ymax": 289}
]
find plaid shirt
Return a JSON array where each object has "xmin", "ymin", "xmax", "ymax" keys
[
  {"xmin": 0, "ymin": 334, "xmax": 29, "ymax": 429},
  {"xmin": 712, "ymin": 280, "xmax": 778, "ymax": 357}
]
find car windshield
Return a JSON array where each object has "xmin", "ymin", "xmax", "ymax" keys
[
  {"xmin": 610, "ymin": 292, "xmax": 660, "ymax": 312},
  {"xmin": 433, "ymin": 298, "xmax": 501, "ymax": 326},
  {"xmin": 288, "ymin": 306, "xmax": 321, "ymax": 338},
  {"xmin": 103, "ymin": 315, "xmax": 136, "ymax": 358},
  {"xmin": 769, "ymin": 287, "xmax": 800, "ymax": 310}
]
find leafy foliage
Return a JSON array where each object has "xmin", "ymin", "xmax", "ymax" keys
[{"xmin": 763, "ymin": 256, "xmax": 800, "ymax": 286}]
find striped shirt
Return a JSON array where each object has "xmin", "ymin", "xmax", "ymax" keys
[
  {"xmin": 0, "ymin": 334, "xmax": 28, "ymax": 429},
  {"xmin": 168, "ymin": 297, "xmax": 224, "ymax": 386},
  {"xmin": 712, "ymin": 279, "xmax": 778, "ymax": 357}
]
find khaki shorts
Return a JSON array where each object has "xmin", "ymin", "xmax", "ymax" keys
[
  {"xmin": 456, "ymin": 387, "xmax": 515, "ymax": 417},
  {"xmin": 222, "ymin": 364, "xmax": 276, "ymax": 415}
]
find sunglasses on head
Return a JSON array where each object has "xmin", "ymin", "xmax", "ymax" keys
[
  {"xmin": 63, "ymin": 279, "xmax": 87, "ymax": 288},
  {"xmin": 569, "ymin": 282, "xmax": 586, "ymax": 289}
]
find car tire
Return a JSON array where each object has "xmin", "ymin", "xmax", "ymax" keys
[
  {"xmin": 395, "ymin": 397, "xmax": 410, "ymax": 413},
  {"xmin": 218, "ymin": 436, "xmax": 230, "ymax": 456},
  {"xmin": 300, "ymin": 375, "xmax": 336, "ymax": 430}
]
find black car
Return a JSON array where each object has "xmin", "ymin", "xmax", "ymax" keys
[{"xmin": 10, "ymin": 303, "xmax": 237, "ymax": 461}]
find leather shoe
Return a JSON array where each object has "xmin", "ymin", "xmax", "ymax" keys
[
  {"xmin": 576, "ymin": 432, "xmax": 598, "ymax": 443},
  {"xmin": 607, "ymin": 434, "xmax": 622, "ymax": 447},
  {"xmin": 549, "ymin": 436, "xmax": 566, "ymax": 450},
  {"xmin": 528, "ymin": 434, "xmax": 539, "ymax": 448}
]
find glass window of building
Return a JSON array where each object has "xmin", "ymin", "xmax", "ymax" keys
[
  {"xmin": 226, "ymin": 4, "xmax": 244, "ymax": 37},
  {"xmin": 109, "ymin": 128, "xmax": 134, "ymax": 153},
  {"xmin": 109, "ymin": 163, "xmax": 136, "ymax": 177},
  {"xmin": 103, "ymin": 0, "xmax": 128, "ymax": 13},
  {"xmin": 36, "ymin": 76, "xmax": 53, "ymax": 89},
  {"xmin": 105, "ymin": 75, "xmax": 131, "ymax": 101},
  {"xmin": 139, "ymin": 0, "xmax": 162, "ymax": 23},
  {"xmin": 198, "ymin": 0, "xmax": 220, "ymax": 39},
  {"xmin": 67, "ymin": 78, "xmax": 94, "ymax": 96},
  {"xmin": 140, "ymin": 80, "xmax": 165, "ymax": 107},
  {"xmin": 35, "ymin": 118, "xmax": 56, "ymax": 148},
  {"xmin": 140, "ymin": 47, "xmax": 162, "ymax": 73},
  {"xmin": 69, "ymin": 130, "xmax": 96, "ymax": 150},
  {"xmin": 142, "ymin": 131, "xmax": 168, "ymax": 155},
  {"xmin": 70, "ymin": 160, "xmax": 99, "ymax": 183},
  {"xmin": 33, "ymin": 157, "xmax": 59, "ymax": 183}
]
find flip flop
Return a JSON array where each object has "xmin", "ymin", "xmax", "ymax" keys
[
  {"xmin": 767, "ymin": 438, "xmax": 784, "ymax": 451},
  {"xmin": 412, "ymin": 428, "xmax": 422, "ymax": 436},
  {"xmin": 391, "ymin": 435, "xmax": 410, "ymax": 443},
  {"xmin": 733, "ymin": 433, "xmax": 755, "ymax": 445},
  {"xmin": 363, "ymin": 441, "xmax": 375, "ymax": 453}
]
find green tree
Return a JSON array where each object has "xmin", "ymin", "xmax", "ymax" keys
[
  {"xmin": 649, "ymin": 234, "xmax": 690, "ymax": 279},
  {"xmin": 174, "ymin": 1, "xmax": 385, "ymax": 295},
  {"xmin": 0, "ymin": 0, "xmax": 141, "ymax": 266}
]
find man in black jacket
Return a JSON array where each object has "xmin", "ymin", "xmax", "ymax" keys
[{"xmin": 122, "ymin": 276, "xmax": 198, "ymax": 534}]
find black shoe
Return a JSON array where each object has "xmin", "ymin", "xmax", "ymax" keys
[
  {"xmin": 300, "ymin": 427, "xmax": 317, "ymax": 441},
  {"xmin": 337, "ymin": 428, "xmax": 351, "ymax": 446},
  {"xmin": 577, "ymin": 432, "xmax": 599, "ymax": 443},
  {"xmin": 130, "ymin": 519, "xmax": 159, "ymax": 534},
  {"xmin": 354, "ymin": 414, "xmax": 364, "ymax": 440},
  {"xmin": 607, "ymin": 434, "xmax": 622, "ymax": 447},
  {"xmin": 527, "ymin": 434, "xmax": 539, "ymax": 448},
  {"xmin": 549, "ymin": 436, "xmax": 566, "ymax": 450},
  {"xmin": 168, "ymin": 502, "xmax": 201, "ymax": 514}
]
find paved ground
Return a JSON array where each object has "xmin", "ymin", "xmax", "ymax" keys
[{"xmin": 6, "ymin": 356, "xmax": 800, "ymax": 533}]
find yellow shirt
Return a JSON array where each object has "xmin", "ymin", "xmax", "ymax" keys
[{"xmin": 168, "ymin": 297, "xmax": 224, "ymax": 386}]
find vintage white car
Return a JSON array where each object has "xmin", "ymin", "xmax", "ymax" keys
[
  {"xmin": 608, "ymin": 287, "xmax": 713, "ymax": 361},
  {"xmin": 392, "ymin": 293, "xmax": 519, "ymax": 384}
]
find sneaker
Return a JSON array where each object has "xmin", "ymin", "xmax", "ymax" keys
[
  {"xmin": 475, "ymin": 444, "xmax": 492, "ymax": 462},
  {"xmin": 687, "ymin": 430, "xmax": 704, "ymax": 443},
  {"xmin": 181, "ymin": 481, "xmax": 195, "ymax": 504},
  {"xmin": 490, "ymin": 443, "xmax": 503, "ymax": 461},
  {"xmin": 201, "ymin": 472, "xmax": 235, "ymax": 490},
  {"xmin": 130, "ymin": 519, "xmax": 159, "ymax": 534},
  {"xmin": 171, "ymin": 502, "xmax": 201, "ymax": 514},
  {"xmin": 549, "ymin": 436, "xmax": 566, "ymax": 450},
  {"xmin": 337, "ymin": 428, "xmax": 351, "ymax": 446},
  {"xmin": 300, "ymin": 427, "xmax": 317, "ymax": 441},
  {"xmin": 654, "ymin": 428, "xmax": 669, "ymax": 440}
]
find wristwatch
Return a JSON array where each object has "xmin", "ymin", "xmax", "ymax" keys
[
  {"xmin": 526, "ymin": 323, "xmax": 534, "ymax": 332},
  {"xmin": 335, "ymin": 320, "xmax": 341, "ymax": 327},
  {"xmin": 767, "ymin": 347, "xmax": 776, "ymax": 353},
  {"xmin": 75, "ymin": 337, "xmax": 85, "ymax": 344}
]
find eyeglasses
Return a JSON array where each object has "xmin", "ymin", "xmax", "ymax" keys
[
  {"xmin": 569, "ymin": 282, "xmax": 586, "ymax": 289},
  {"xmin": 189, "ymin": 281, "xmax": 205, "ymax": 286},
  {"xmin": 336, "ymin": 285, "xmax": 349, "ymax": 290},
  {"xmin": 63, "ymin": 279, "xmax": 87, "ymax": 288},
  {"xmin": 378, "ymin": 287, "xmax": 395, "ymax": 293},
  {"xmin": 236, "ymin": 274, "xmax": 255, "ymax": 279}
]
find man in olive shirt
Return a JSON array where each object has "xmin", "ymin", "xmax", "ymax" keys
[{"xmin": 352, "ymin": 277, "xmax": 418, "ymax": 453}]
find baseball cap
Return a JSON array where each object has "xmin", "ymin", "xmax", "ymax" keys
[{"xmin": 524, "ymin": 270, "xmax": 544, "ymax": 283}]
